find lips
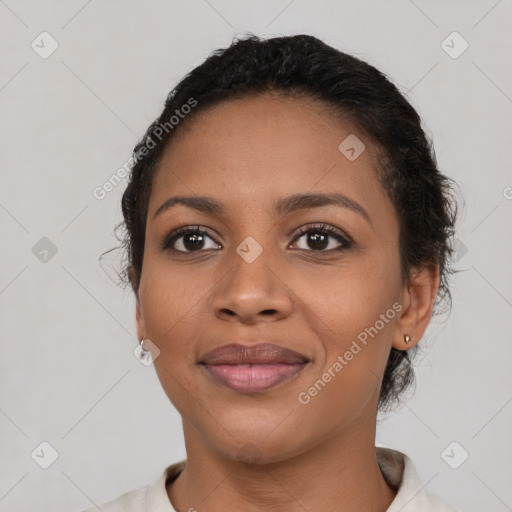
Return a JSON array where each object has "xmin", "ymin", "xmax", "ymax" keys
[
  {"xmin": 200, "ymin": 343, "xmax": 309, "ymax": 365},
  {"xmin": 199, "ymin": 343, "xmax": 310, "ymax": 393}
]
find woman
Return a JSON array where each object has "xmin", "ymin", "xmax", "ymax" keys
[{"xmin": 84, "ymin": 33, "xmax": 459, "ymax": 511}]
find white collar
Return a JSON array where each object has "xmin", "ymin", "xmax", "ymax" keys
[{"xmin": 143, "ymin": 447, "xmax": 456, "ymax": 511}]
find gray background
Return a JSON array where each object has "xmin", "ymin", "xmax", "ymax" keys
[{"xmin": 1, "ymin": 1, "xmax": 511, "ymax": 511}]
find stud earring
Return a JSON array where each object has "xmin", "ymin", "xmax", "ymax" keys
[
  {"xmin": 140, "ymin": 339, "xmax": 151, "ymax": 357},
  {"xmin": 404, "ymin": 334, "xmax": 413, "ymax": 345}
]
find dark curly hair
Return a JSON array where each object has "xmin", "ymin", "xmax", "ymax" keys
[{"xmin": 111, "ymin": 33, "xmax": 459, "ymax": 413}]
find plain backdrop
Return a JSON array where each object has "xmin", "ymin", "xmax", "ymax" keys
[{"xmin": 1, "ymin": 1, "xmax": 511, "ymax": 511}]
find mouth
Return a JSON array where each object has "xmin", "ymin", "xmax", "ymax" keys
[{"xmin": 198, "ymin": 343, "xmax": 310, "ymax": 393}]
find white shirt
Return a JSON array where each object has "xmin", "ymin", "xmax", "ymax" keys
[{"xmin": 80, "ymin": 447, "xmax": 457, "ymax": 511}]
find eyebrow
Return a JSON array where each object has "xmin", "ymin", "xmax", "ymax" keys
[{"xmin": 153, "ymin": 192, "xmax": 372, "ymax": 226}]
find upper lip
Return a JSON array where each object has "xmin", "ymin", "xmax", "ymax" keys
[{"xmin": 199, "ymin": 343, "xmax": 310, "ymax": 365}]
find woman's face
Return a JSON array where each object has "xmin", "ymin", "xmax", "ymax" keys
[{"xmin": 135, "ymin": 94, "xmax": 416, "ymax": 462}]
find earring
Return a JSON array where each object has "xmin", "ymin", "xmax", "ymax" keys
[
  {"xmin": 140, "ymin": 339, "xmax": 151, "ymax": 357},
  {"xmin": 404, "ymin": 334, "xmax": 413, "ymax": 345}
]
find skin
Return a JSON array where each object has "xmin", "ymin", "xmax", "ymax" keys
[{"xmin": 132, "ymin": 93, "xmax": 440, "ymax": 512}]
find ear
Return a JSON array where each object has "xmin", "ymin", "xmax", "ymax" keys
[
  {"xmin": 392, "ymin": 264, "xmax": 440, "ymax": 351},
  {"xmin": 128, "ymin": 267, "xmax": 146, "ymax": 342},
  {"xmin": 134, "ymin": 290, "xmax": 147, "ymax": 342}
]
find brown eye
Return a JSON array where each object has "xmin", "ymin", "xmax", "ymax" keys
[
  {"xmin": 162, "ymin": 226, "xmax": 221, "ymax": 253},
  {"xmin": 290, "ymin": 224, "xmax": 352, "ymax": 252}
]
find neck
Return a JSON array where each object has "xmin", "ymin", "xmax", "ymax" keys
[{"xmin": 167, "ymin": 418, "xmax": 397, "ymax": 512}]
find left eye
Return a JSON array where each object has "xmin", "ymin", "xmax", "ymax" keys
[{"xmin": 290, "ymin": 225, "xmax": 352, "ymax": 252}]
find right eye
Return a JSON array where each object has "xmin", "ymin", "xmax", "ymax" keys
[{"xmin": 161, "ymin": 226, "xmax": 221, "ymax": 253}]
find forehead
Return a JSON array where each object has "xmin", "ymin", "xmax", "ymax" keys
[{"xmin": 148, "ymin": 94, "xmax": 393, "ymax": 225}]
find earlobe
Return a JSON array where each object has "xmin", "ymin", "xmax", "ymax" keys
[{"xmin": 392, "ymin": 264, "xmax": 440, "ymax": 351}]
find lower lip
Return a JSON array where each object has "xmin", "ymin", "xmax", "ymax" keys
[{"xmin": 201, "ymin": 363, "xmax": 307, "ymax": 393}]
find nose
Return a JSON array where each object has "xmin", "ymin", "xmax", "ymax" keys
[{"xmin": 210, "ymin": 247, "xmax": 294, "ymax": 324}]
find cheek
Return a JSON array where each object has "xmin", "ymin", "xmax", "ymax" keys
[
  {"xmin": 138, "ymin": 261, "xmax": 205, "ymax": 361},
  {"xmin": 294, "ymin": 256, "xmax": 401, "ymax": 389},
  {"xmin": 139, "ymin": 266, "xmax": 203, "ymax": 412},
  {"xmin": 296, "ymin": 253, "xmax": 401, "ymax": 331},
  {"xmin": 296, "ymin": 293, "xmax": 398, "ymax": 427}
]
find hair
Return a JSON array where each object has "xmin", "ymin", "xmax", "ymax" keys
[{"xmin": 109, "ymin": 33, "xmax": 459, "ymax": 413}]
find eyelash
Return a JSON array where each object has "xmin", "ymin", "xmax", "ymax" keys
[{"xmin": 161, "ymin": 223, "xmax": 353, "ymax": 254}]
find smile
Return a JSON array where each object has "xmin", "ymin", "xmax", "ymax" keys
[
  {"xmin": 198, "ymin": 342, "xmax": 311, "ymax": 393},
  {"xmin": 200, "ymin": 362, "xmax": 308, "ymax": 393}
]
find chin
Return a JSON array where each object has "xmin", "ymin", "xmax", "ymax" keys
[{"xmin": 196, "ymin": 416, "xmax": 314, "ymax": 466}]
